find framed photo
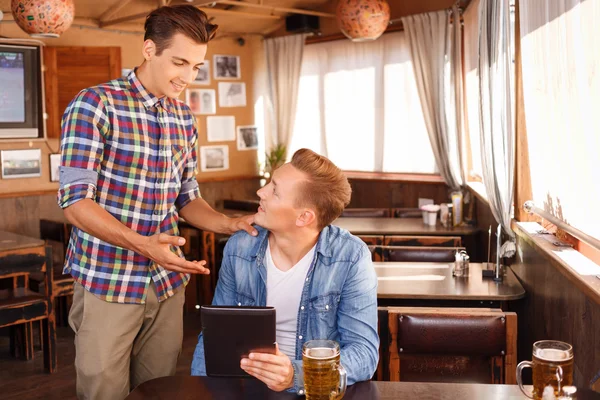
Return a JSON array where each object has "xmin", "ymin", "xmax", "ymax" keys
[
  {"xmin": 50, "ymin": 153, "xmax": 60, "ymax": 182},
  {"xmin": 218, "ymin": 82, "xmax": 246, "ymax": 108},
  {"xmin": 1, "ymin": 149, "xmax": 42, "ymax": 179},
  {"xmin": 214, "ymin": 55, "xmax": 240, "ymax": 79},
  {"xmin": 186, "ymin": 88, "xmax": 216, "ymax": 115},
  {"xmin": 200, "ymin": 145, "xmax": 229, "ymax": 172},
  {"xmin": 193, "ymin": 61, "xmax": 210, "ymax": 85},
  {"xmin": 207, "ymin": 116, "xmax": 236, "ymax": 142},
  {"xmin": 237, "ymin": 125, "xmax": 259, "ymax": 151}
]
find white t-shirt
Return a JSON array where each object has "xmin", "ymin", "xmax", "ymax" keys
[{"xmin": 266, "ymin": 241, "xmax": 316, "ymax": 359}]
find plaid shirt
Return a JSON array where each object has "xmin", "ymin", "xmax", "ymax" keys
[{"xmin": 57, "ymin": 70, "xmax": 201, "ymax": 304}]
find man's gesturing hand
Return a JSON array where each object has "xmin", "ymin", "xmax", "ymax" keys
[{"xmin": 140, "ymin": 233, "xmax": 209, "ymax": 274}]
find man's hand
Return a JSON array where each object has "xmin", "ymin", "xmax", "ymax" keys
[
  {"xmin": 240, "ymin": 344, "xmax": 294, "ymax": 392},
  {"xmin": 227, "ymin": 214, "xmax": 258, "ymax": 237},
  {"xmin": 139, "ymin": 233, "xmax": 209, "ymax": 275}
]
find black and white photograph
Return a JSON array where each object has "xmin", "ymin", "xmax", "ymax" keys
[
  {"xmin": 200, "ymin": 145, "xmax": 229, "ymax": 172},
  {"xmin": 237, "ymin": 125, "xmax": 259, "ymax": 151},
  {"xmin": 1, "ymin": 149, "xmax": 42, "ymax": 179},
  {"xmin": 219, "ymin": 82, "xmax": 247, "ymax": 107},
  {"xmin": 207, "ymin": 116, "xmax": 236, "ymax": 142},
  {"xmin": 186, "ymin": 88, "xmax": 216, "ymax": 115},
  {"xmin": 193, "ymin": 61, "xmax": 210, "ymax": 85},
  {"xmin": 214, "ymin": 55, "xmax": 240, "ymax": 79},
  {"xmin": 50, "ymin": 153, "xmax": 60, "ymax": 182}
]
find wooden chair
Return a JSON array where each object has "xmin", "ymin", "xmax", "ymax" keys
[
  {"xmin": 340, "ymin": 208, "xmax": 391, "ymax": 218},
  {"xmin": 380, "ymin": 246, "xmax": 466, "ymax": 263},
  {"xmin": 222, "ymin": 199, "xmax": 260, "ymax": 212},
  {"xmin": 35, "ymin": 219, "xmax": 74, "ymax": 326},
  {"xmin": 392, "ymin": 208, "xmax": 423, "ymax": 218},
  {"xmin": 387, "ymin": 307, "xmax": 516, "ymax": 384},
  {"xmin": 358, "ymin": 235, "xmax": 384, "ymax": 261},
  {"xmin": 385, "ymin": 235, "xmax": 462, "ymax": 248},
  {"xmin": 0, "ymin": 244, "xmax": 57, "ymax": 373}
]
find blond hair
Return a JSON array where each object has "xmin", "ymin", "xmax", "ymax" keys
[{"xmin": 290, "ymin": 149, "xmax": 351, "ymax": 230}]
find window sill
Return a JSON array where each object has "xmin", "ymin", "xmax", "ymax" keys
[
  {"xmin": 343, "ymin": 171, "xmax": 445, "ymax": 183},
  {"xmin": 512, "ymin": 220, "xmax": 600, "ymax": 306},
  {"xmin": 466, "ymin": 181, "xmax": 488, "ymax": 204}
]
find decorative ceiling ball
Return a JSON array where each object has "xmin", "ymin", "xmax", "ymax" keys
[
  {"xmin": 336, "ymin": 0, "xmax": 391, "ymax": 42},
  {"xmin": 11, "ymin": 0, "xmax": 75, "ymax": 38}
]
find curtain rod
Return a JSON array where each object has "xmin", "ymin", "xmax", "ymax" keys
[{"xmin": 523, "ymin": 201, "xmax": 600, "ymax": 252}]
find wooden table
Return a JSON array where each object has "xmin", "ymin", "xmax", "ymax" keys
[
  {"xmin": 333, "ymin": 217, "xmax": 480, "ymax": 236},
  {"xmin": 126, "ymin": 376, "xmax": 600, "ymax": 399},
  {"xmin": 375, "ymin": 262, "xmax": 525, "ymax": 308},
  {"xmin": 0, "ymin": 230, "xmax": 44, "ymax": 253}
]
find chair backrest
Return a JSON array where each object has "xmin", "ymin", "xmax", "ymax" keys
[
  {"xmin": 387, "ymin": 307, "xmax": 517, "ymax": 384},
  {"xmin": 358, "ymin": 235, "xmax": 384, "ymax": 261},
  {"xmin": 385, "ymin": 236, "xmax": 462, "ymax": 248},
  {"xmin": 341, "ymin": 208, "xmax": 391, "ymax": 218},
  {"xmin": 392, "ymin": 208, "xmax": 422, "ymax": 218},
  {"xmin": 222, "ymin": 199, "xmax": 260, "ymax": 212},
  {"xmin": 385, "ymin": 246, "xmax": 465, "ymax": 262}
]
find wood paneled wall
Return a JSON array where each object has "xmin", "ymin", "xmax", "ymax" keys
[
  {"xmin": 346, "ymin": 179, "xmax": 450, "ymax": 208},
  {"xmin": 511, "ymin": 233, "xmax": 600, "ymax": 390}
]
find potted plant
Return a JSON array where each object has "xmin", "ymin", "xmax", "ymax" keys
[{"xmin": 264, "ymin": 143, "xmax": 287, "ymax": 178}]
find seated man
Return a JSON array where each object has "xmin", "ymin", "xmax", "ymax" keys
[{"xmin": 191, "ymin": 148, "xmax": 379, "ymax": 393}]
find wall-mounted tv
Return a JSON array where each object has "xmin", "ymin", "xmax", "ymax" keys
[{"xmin": 0, "ymin": 44, "xmax": 43, "ymax": 139}]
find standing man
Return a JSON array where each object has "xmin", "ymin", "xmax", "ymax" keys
[{"xmin": 57, "ymin": 5, "xmax": 257, "ymax": 400}]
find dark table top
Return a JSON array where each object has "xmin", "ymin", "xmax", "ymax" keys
[
  {"xmin": 332, "ymin": 217, "xmax": 480, "ymax": 236},
  {"xmin": 0, "ymin": 230, "xmax": 44, "ymax": 253},
  {"xmin": 375, "ymin": 262, "xmax": 526, "ymax": 301},
  {"xmin": 126, "ymin": 376, "xmax": 600, "ymax": 400}
]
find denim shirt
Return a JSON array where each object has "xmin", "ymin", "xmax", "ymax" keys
[{"xmin": 191, "ymin": 225, "xmax": 379, "ymax": 394}]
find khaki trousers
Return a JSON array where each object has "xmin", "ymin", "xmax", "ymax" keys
[{"xmin": 69, "ymin": 282, "xmax": 185, "ymax": 400}]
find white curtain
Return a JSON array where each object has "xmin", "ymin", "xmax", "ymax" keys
[
  {"xmin": 401, "ymin": 9, "xmax": 464, "ymax": 190},
  {"xmin": 264, "ymin": 33, "xmax": 309, "ymax": 152},
  {"xmin": 519, "ymin": 0, "xmax": 600, "ymax": 240},
  {"xmin": 478, "ymin": 0, "xmax": 516, "ymax": 241},
  {"xmin": 290, "ymin": 31, "xmax": 437, "ymax": 174}
]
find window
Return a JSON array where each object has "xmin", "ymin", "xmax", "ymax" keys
[
  {"xmin": 290, "ymin": 31, "xmax": 437, "ymax": 174},
  {"xmin": 519, "ymin": 0, "xmax": 600, "ymax": 241}
]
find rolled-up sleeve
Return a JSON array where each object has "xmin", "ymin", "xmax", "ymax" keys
[
  {"xmin": 57, "ymin": 89, "xmax": 108, "ymax": 209},
  {"xmin": 175, "ymin": 125, "xmax": 201, "ymax": 210}
]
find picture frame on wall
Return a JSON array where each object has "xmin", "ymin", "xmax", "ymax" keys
[
  {"xmin": 237, "ymin": 125, "xmax": 259, "ymax": 151},
  {"xmin": 50, "ymin": 153, "xmax": 60, "ymax": 182},
  {"xmin": 186, "ymin": 88, "xmax": 216, "ymax": 115},
  {"xmin": 219, "ymin": 82, "xmax": 246, "ymax": 108},
  {"xmin": 1, "ymin": 149, "xmax": 42, "ymax": 179},
  {"xmin": 193, "ymin": 61, "xmax": 210, "ymax": 85},
  {"xmin": 214, "ymin": 55, "xmax": 240, "ymax": 79},
  {"xmin": 207, "ymin": 116, "xmax": 236, "ymax": 142},
  {"xmin": 200, "ymin": 145, "xmax": 229, "ymax": 172}
]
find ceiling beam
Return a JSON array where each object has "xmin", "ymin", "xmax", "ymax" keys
[
  {"xmin": 2, "ymin": 13, "xmax": 100, "ymax": 28},
  {"xmin": 100, "ymin": 4, "xmax": 281, "ymax": 28},
  {"xmin": 187, "ymin": 0, "xmax": 335, "ymax": 18},
  {"xmin": 98, "ymin": 0, "xmax": 135, "ymax": 22}
]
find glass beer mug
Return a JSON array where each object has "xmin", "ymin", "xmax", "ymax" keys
[
  {"xmin": 517, "ymin": 340, "xmax": 574, "ymax": 399},
  {"xmin": 302, "ymin": 340, "xmax": 347, "ymax": 400}
]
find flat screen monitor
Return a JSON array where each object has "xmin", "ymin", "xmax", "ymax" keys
[{"xmin": 0, "ymin": 44, "xmax": 43, "ymax": 139}]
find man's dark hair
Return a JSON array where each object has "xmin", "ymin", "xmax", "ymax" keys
[{"xmin": 144, "ymin": 5, "xmax": 218, "ymax": 55}]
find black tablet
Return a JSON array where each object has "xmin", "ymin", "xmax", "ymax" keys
[{"xmin": 201, "ymin": 305, "xmax": 276, "ymax": 377}]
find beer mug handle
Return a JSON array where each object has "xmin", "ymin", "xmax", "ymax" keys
[
  {"xmin": 334, "ymin": 363, "xmax": 347, "ymax": 399},
  {"xmin": 516, "ymin": 361, "xmax": 534, "ymax": 399},
  {"xmin": 556, "ymin": 365, "xmax": 563, "ymax": 395}
]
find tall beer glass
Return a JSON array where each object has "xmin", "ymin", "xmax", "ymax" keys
[
  {"xmin": 517, "ymin": 340, "xmax": 574, "ymax": 399},
  {"xmin": 302, "ymin": 340, "xmax": 347, "ymax": 400}
]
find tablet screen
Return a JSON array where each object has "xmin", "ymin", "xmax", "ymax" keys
[{"xmin": 201, "ymin": 306, "xmax": 276, "ymax": 377}]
